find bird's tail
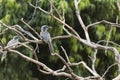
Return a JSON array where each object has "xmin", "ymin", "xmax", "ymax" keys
[{"xmin": 48, "ymin": 41, "xmax": 54, "ymax": 55}]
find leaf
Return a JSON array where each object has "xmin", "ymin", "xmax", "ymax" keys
[
  {"xmin": 1, "ymin": 14, "xmax": 11, "ymax": 23},
  {"xmin": 96, "ymin": 24, "xmax": 105, "ymax": 39},
  {"xmin": 70, "ymin": 38, "xmax": 79, "ymax": 52},
  {"xmin": 78, "ymin": 0, "xmax": 90, "ymax": 11},
  {"xmin": 69, "ymin": 56, "xmax": 75, "ymax": 62},
  {"xmin": 1, "ymin": 35, "xmax": 7, "ymax": 44}
]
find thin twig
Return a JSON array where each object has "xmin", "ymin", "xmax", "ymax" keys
[
  {"xmin": 9, "ymin": 49, "xmax": 75, "ymax": 79},
  {"xmin": 74, "ymin": 0, "xmax": 91, "ymax": 43},
  {"xmin": 9, "ymin": 49, "xmax": 53, "ymax": 72},
  {"xmin": 105, "ymin": 16, "xmax": 118, "ymax": 54},
  {"xmin": 105, "ymin": 26, "xmax": 113, "ymax": 53},
  {"xmin": 29, "ymin": 2, "xmax": 80, "ymax": 39},
  {"xmin": 28, "ymin": 0, "xmax": 39, "ymax": 24},
  {"xmin": 55, "ymin": 65, "xmax": 66, "ymax": 72},
  {"xmin": 97, "ymin": 40, "xmax": 120, "ymax": 47},
  {"xmin": 48, "ymin": 0, "xmax": 62, "ymax": 19},
  {"xmin": 102, "ymin": 63, "xmax": 117, "ymax": 78},
  {"xmin": 61, "ymin": 46, "xmax": 70, "ymax": 63},
  {"xmin": 20, "ymin": 18, "xmax": 41, "ymax": 39},
  {"xmin": 0, "ymin": 27, "xmax": 9, "ymax": 35},
  {"xmin": 61, "ymin": 0, "xmax": 71, "ymax": 35},
  {"xmin": 70, "ymin": 61, "xmax": 99, "ymax": 76},
  {"xmin": 52, "ymin": 35, "xmax": 72, "ymax": 40},
  {"xmin": 0, "ymin": 21, "xmax": 26, "ymax": 40},
  {"xmin": 48, "ymin": 0, "xmax": 53, "ymax": 13},
  {"xmin": 90, "ymin": 49, "xmax": 98, "ymax": 73},
  {"xmin": 87, "ymin": 20, "xmax": 120, "ymax": 29}
]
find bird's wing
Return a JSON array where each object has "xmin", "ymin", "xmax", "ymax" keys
[
  {"xmin": 7, "ymin": 40, "xmax": 14, "ymax": 46},
  {"xmin": 40, "ymin": 32, "xmax": 51, "ymax": 43},
  {"xmin": 7, "ymin": 39, "xmax": 18, "ymax": 48},
  {"xmin": 46, "ymin": 32, "xmax": 51, "ymax": 42}
]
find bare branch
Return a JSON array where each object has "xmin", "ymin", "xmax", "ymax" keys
[
  {"xmin": 54, "ymin": 53, "xmax": 83, "ymax": 80},
  {"xmin": 113, "ymin": 74, "xmax": 120, "ymax": 80},
  {"xmin": 9, "ymin": 49, "xmax": 53, "ymax": 71},
  {"xmin": 48, "ymin": 0, "xmax": 53, "ymax": 13},
  {"xmin": 87, "ymin": 20, "xmax": 120, "ymax": 29},
  {"xmin": 0, "ymin": 21, "xmax": 26, "ymax": 40},
  {"xmin": 91, "ymin": 49, "xmax": 98, "ymax": 73},
  {"xmin": 0, "ymin": 27, "xmax": 9, "ymax": 35},
  {"xmin": 61, "ymin": 46, "xmax": 70, "ymax": 63},
  {"xmin": 105, "ymin": 26, "xmax": 113, "ymax": 54},
  {"xmin": 116, "ymin": 0, "xmax": 120, "ymax": 11},
  {"xmin": 20, "ymin": 18, "xmax": 41, "ymax": 39},
  {"xmin": 29, "ymin": 2, "xmax": 81, "ymax": 39},
  {"xmin": 54, "ymin": 53, "xmax": 73, "ymax": 73},
  {"xmin": 55, "ymin": 65, "xmax": 66, "ymax": 73},
  {"xmin": 74, "ymin": 0, "xmax": 91, "ymax": 43},
  {"xmin": 73, "ymin": 37, "xmax": 120, "ymax": 73},
  {"xmin": 84, "ymin": 76, "xmax": 102, "ymax": 80},
  {"xmin": 28, "ymin": 0, "xmax": 39, "ymax": 24},
  {"xmin": 29, "ymin": 1, "xmax": 120, "ymax": 74},
  {"xmin": 61, "ymin": 0, "xmax": 72, "ymax": 36},
  {"xmin": 0, "ymin": 1, "xmax": 120, "ymax": 79},
  {"xmin": 102, "ymin": 63, "xmax": 117, "ymax": 78},
  {"xmin": 105, "ymin": 16, "xmax": 118, "ymax": 53},
  {"xmin": 97, "ymin": 40, "xmax": 120, "ymax": 47},
  {"xmin": 29, "ymin": 2, "xmax": 50, "ymax": 14},
  {"xmin": 52, "ymin": 35, "xmax": 72, "ymax": 40},
  {"xmin": 8, "ymin": 49, "xmax": 81, "ymax": 79},
  {"xmin": 70, "ymin": 61, "xmax": 100, "ymax": 76}
]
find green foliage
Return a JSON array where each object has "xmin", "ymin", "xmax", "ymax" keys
[
  {"xmin": 87, "ymin": 0, "xmax": 118, "ymax": 21},
  {"xmin": 58, "ymin": 0, "xmax": 68, "ymax": 13},
  {"xmin": 70, "ymin": 38, "xmax": 79, "ymax": 52},
  {"xmin": 0, "ymin": 0, "xmax": 120, "ymax": 80},
  {"xmin": 1, "ymin": 35, "xmax": 7, "ymax": 44},
  {"xmin": 95, "ymin": 24, "xmax": 105, "ymax": 39},
  {"xmin": 69, "ymin": 55, "xmax": 75, "ymax": 62},
  {"xmin": 0, "ymin": 0, "xmax": 30, "ymax": 24},
  {"xmin": 78, "ymin": 0, "xmax": 90, "ymax": 11},
  {"xmin": 0, "ymin": 55, "xmax": 38, "ymax": 80},
  {"xmin": 1, "ymin": 14, "xmax": 11, "ymax": 23}
]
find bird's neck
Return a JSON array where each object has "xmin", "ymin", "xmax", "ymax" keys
[
  {"xmin": 41, "ymin": 30, "xmax": 48, "ymax": 32},
  {"xmin": 15, "ymin": 39, "xmax": 19, "ymax": 42}
]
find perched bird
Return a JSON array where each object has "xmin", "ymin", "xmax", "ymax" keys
[
  {"xmin": 1, "ymin": 36, "xmax": 20, "ymax": 61},
  {"xmin": 7, "ymin": 36, "xmax": 20, "ymax": 48},
  {"xmin": 40, "ymin": 25, "xmax": 54, "ymax": 55}
]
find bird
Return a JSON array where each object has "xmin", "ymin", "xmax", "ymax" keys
[
  {"xmin": 1, "ymin": 36, "xmax": 20, "ymax": 61},
  {"xmin": 6, "ymin": 36, "xmax": 20, "ymax": 48},
  {"xmin": 40, "ymin": 25, "xmax": 55, "ymax": 55}
]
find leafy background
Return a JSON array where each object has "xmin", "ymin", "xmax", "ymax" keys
[{"xmin": 0, "ymin": 0, "xmax": 120, "ymax": 80}]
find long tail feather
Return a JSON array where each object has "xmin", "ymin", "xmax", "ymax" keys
[{"xmin": 48, "ymin": 41, "xmax": 54, "ymax": 55}]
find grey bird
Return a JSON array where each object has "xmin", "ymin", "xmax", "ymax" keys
[
  {"xmin": 1, "ymin": 36, "xmax": 20, "ymax": 61},
  {"xmin": 40, "ymin": 25, "xmax": 54, "ymax": 55},
  {"xmin": 7, "ymin": 36, "xmax": 20, "ymax": 48}
]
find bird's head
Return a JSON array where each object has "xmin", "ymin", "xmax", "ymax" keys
[
  {"xmin": 13, "ymin": 36, "xmax": 20, "ymax": 40},
  {"xmin": 41, "ymin": 25, "xmax": 51, "ymax": 31}
]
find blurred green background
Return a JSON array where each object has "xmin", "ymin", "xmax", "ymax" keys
[{"xmin": 0, "ymin": 0, "xmax": 120, "ymax": 80}]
